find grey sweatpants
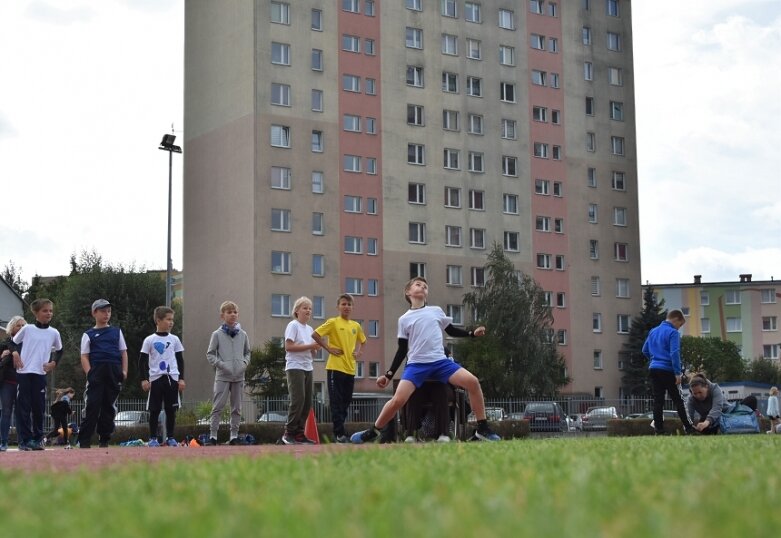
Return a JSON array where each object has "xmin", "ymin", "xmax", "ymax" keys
[
  {"xmin": 286, "ymin": 369, "xmax": 313, "ymax": 436},
  {"xmin": 210, "ymin": 379, "xmax": 244, "ymax": 439}
]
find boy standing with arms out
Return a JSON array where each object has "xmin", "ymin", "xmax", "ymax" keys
[
  {"xmin": 11, "ymin": 298, "xmax": 63, "ymax": 451},
  {"xmin": 206, "ymin": 301, "xmax": 250, "ymax": 446},
  {"xmin": 643, "ymin": 309, "xmax": 695, "ymax": 435},
  {"xmin": 77, "ymin": 299, "xmax": 129, "ymax": 448},
  {"xmin": 140, "ymin": 306, "xmax": 185, "ymax": 446},
  {"xmin": 311, "ymin": 294, "xmax": 366, "ymax": 443},
  {"xmin": 351, "ymin": 277, "xmax": 500, "ymax": 443}
]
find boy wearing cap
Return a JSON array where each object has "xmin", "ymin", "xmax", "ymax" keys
[{"xmin": 77, "ymin": 299, "xmax": 129, "ymax": 448}]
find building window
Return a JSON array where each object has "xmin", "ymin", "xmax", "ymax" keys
[
  {"xmin": 725, "ymin": 289, "xmax": 741, "ymax": 304},
  {"xmin": 553, "ymin": 182, "xmax": 562, "ymax": 196},
  {"xmin": 311, "ymin": 171, "xmax": 324, "ymax": 194},
  {"xmin": 503, "ymin": 194, "xmax": 518, "ymax": 214},
  {"xmin": 366, "ymin": 158, "xmax": 377, "ymax": 175},
  {"xmin": 502, "ymin": 119, "xmax": 517, "ymax": 139},
  {"xmin": 468, "ymin": 114, "xmax": 484, "ymax": 134},
  {"xmin": 764, "ymin": 345, "xmax": 780, "ymax": 360},
  {"xmin": 610, "ymin": 101, "xmax": 624, "ymax": 121},
  {"xmin": 446, "ymin": 265, "xmax": 463, "ymax": 286},
  {"xmin": 441, "ymin": 0, "xmax": 457, "ymax": 17},
  {"xmin": 467, "ymin": 76, "xmax": 482, "ymax": 97},
  {"xmin": 311, "ymin": 9, "xmax": 323, "ymax": 30},
  {"xmin": 548, "ymin": 2, "xmax": 558, "ymax": 16},
  {"xmin": 586, "ymin": 132, "xmax": 596, "ymax": 152},
  {"xmin": 270, "ymin": 166, "xmax": 291, "ymax": 190},
  {"xmin": 343, "ymin": 74, "xmax": 361, "ymax": 93},
  {"xmin": 443, "ymin": 148, "xmax": 460, "ymax": 170},
  {"xmin": 504, "ymin": 232, "xmax": 519, "ymax": 252},
  {"xmin": 762, "ymin": 316, "xmax": 778, "ymax": 331},
  {"xmin": 500, "ymin": 82, "xmax": 516, "ymax": 103},
  {"xmin": 533, "ymin": 106, "xmax": 548, "ymax": 122},
  {"xmin": 409, "ymin": 222, "xmax": 427, "ymax": 244},
  {"xmin": 591, "ymin": 276, "xmax": 601, "ymax": 296},
  {"xmin": 445, "ymin": 225, "xmax": 462, "ymax": 247},
  {"xmin": 367, "ymin": 279, "xmax": 379, "ymax": 296},
  {"xmin": 343, "ymin": 115, "xmax": 361, "ymax": 133},
  {"xmin": 312, "ymin": 212, "xmax": 324, "ymax": 235},
  {"xmin": 408, "ymin": 182, "xmax": 426, "ymax": 204},
  {"xmin": 406, "ymin": 27, "xmax": 423, "ymax": 49},
  {"xmin": 586, "ymin": 167, "xmax": 597, "ymax": 188},
  {"xmin": 502, "ymin": 155, "xmax": 518, "ymax": 176},
  {"xmin": 555, "ymin": 255, "xmax": 565, "ymax": 270},
  {"xmin": 535, "ymin": 179, "xmax": 550, "ymax": 195},
  {"xmin": 699, "ymin": 291, "xmax": 710, "ymax": 306},
  {"xmin": 612, "ymin": 171, "xmax": 625, "ymax": 191},
  {"xmin": 761, "ymin": 289, "xmax": 777, "ymax": 303},
  {"xmin": 367, "ymin": 198, "xmax": 378, "ymax": 215},
  {"xmin": 407, "ymin": 144, "xmax": 426, "ymax": 165},
  {"xmin": 442, "ymin": 72, "xmax": 459, "ymax": 93},
  {"xmin": 471, "ymin": 267, "xmax": 485, "ymax": 287},
  {"xmin": 343, "ymin": 34, "xmax": 361, "ymax": 53},
  {"xmin": 593, "ymin": 350, "xmax": 603, "ymax": 369},
  {"xmin": 368, "ymin": 322, "xmax": 379, "ymax": 340},
  {"xmin": 585, "ymin": 96, "xmax": 595, "ymax": 116},
  {"xmin": 271, "ymin": 42, "xmax": 290, "ymax": 65},
  {"xmin": 342, "ymin": 0, "xmax": 359, "ymax": 13},
  {"xmin": 701, "ymin": 318, "xmax": 710, "ymax": 333},
  {"xmin": 608, "ymin": 66, "xmax": 623, "ymax": 86},
  {"xmin": 466, "ymin": 39, "xmax": 481, "ymax": 60},
  {"xmin": 468, "ymin": 152, "xmax": 484, "ymax": 173},
  {"xmin": 270, "ymin": 125, "xmax": 290, "ymax": 148},
  {"xmin": 533, "ymin": 143, "xmax": 548, "ymax": 159},
  {"xmin": 447, "ymin": 305, "xmax": 464, "ymax": 325},
  {"xmin": 271, "ymin": 294, "xmax": 290, "ymax": 317},
  {"xmin": 406, "ymin": 0, "xmax": 422, "ymax": 11},
  {"xmin": 407, "ymin": 66, "xmax": 424, "ymax": 88},
  {"xmin": 470, "ymin": 228, "xmax": 486, "ymax": 249},
  {"xmin": 616, "ymin": 278, "xmax": 630, "ymax": 298},
  {"xmin": 469, "ymin": 190, "xmax": 485, "ymax": 210},
  {"xmin": 311, "ymin": 49, "xmax": 323, "ymax": 71},
  {"xmin": 311, "ymin": 89, "xmax": 323, "ymax": 112},
  {"xmin": 442, "ymin": 34, "xmax": 458, "ymax": 55},
  {"xmin": 592, "ymin": 313, "xmax": 602, "ymax": 332},
  {"xmin": 311, "ymin": 130, "xmax": 323, "ymax": 152},
  {"xmin": 530, "ymin": 0, "xmax": 543, "ymax": 14},
  {"xmin": 614, "ymin": 242, "xmax": 629, "ymax": 261},
  {"xmin": 531, "ymin": 70, "xmax": 547, "ymax": 86},
  {"xmin": 465, "ymin": 2, "xmax": 481, "ymax": 22},
  {"xmin": 312, "ymin": 296, "xmax": 325, "ymax": 319},
  {"xmin": 271, "ymin": 251, "xmax": 291, "ymax": 274},
  {"xmin": 444, "ymin": 186, "xmax": 462, "ymax": 208},
  {"xmin": 530, "ymin": 34, "xmax": 545, "ymax": 50},
  {"xmin": 607, "ymin": 0, "xmax": 620, "ymax": 17},
  {"xmin": 554, "ymin": 218, "xmax": 564, "ymax": 233},
  {"xmin": 408, "ymin": 104, "xmax": 425, "ymax": 126},
  {"xmin": 365, "ymin": 78, "xmax": 376, "ymax": 95},
  {"xmin": 271, "ymin": 209, "xmax": 291, "ymax": 232},
  {"xmin": 498, "ymin": 9, "xmax": 514, "ymax": 30},
  {"xmin": 345, "ymin": 277, "xmax": 363, "ymax": 295},
  {"xmin": 552, "ymin": 110, "xmax": 561, "ymax": 124},
  {"xmin": 589, "ymin": 240, "xmax": 599, "ymax": 259},
  {"xmin": 607, "ymin": 32, "xmax": 622, "ymax": 51},
  {"xmin": 584, "ymin": 62, "xmax": 593, "ymax": 81},
  {"xmin": 548, "ymin": 38, "xmax": 558, "ymax": 53},
  {"xmin": 536, "ymin": 216, "xmax": 551, "ymax": 232},
  {"xmin": 343, "ymin": 155, "xmax": 361, "ymax": 172},
  {"xmin": 344, "ymin": 236, "xmax": 363, "ymax": 254},
  {"xmin": 312, "ymin": 254, "xmax": 325, "ymax": 277},
  {"xmin": 582, "ymin": 26, "xmax": 592, "ymax": 45},
  {"xmin": 271, "ymin": 83, "xmax": 290, "ymax": 107},
  {"xmin": 611, "ymin": 136, "xmax": 625, "ymax": 156},
  {"xmin": 550, "ymin": 73, "xmax": 560, "ymax": 88},
  {"xmin": 552, "ymin": 146, "xmax": 562, "ymax": 160},
  {"xmin": 442, "ymin": 109, "xmax": 460, "ymax": 131},
  {"xmin": 410, "ymin": 262, "xmax": 426, "ymax": 278},
  {"xmin": 726, "ymin": 317, "xmax": 742, "ymax": 333},
  {"xmin": 364, "ymin": 38, "xmax": 375, "ymax": 56},
  {"xmin": 536, "ymin": 253, "xmax": 551, "ymax": 270},
  {"xmin": 365, "ymin": 0, "xmax": 375, "ymax": 16},
  {"xmin": 344, "ymin": 195, "xmax": 362, "ymax": 213},
  {"xmin": 613, "ymin": 207, "xmax": 627, "ymax": 226}
]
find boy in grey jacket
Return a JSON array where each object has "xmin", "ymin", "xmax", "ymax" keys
[{"xmin": 206, "ymin": 301, "xmax": 251, "ymax": 445}]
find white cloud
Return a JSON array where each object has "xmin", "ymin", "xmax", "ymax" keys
[{"xmin": 644, "ymin": 246, "xmax": 781, "ymax": 285}]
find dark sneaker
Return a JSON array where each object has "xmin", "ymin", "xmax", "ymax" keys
[
  {"xmin": 281, "ymin": 432, "xmax": 298, "ymax": 445},
  {"xmin": 78, "ymin": 441, "xmax": 91, "ymax": 449},
  {"xmin": 474, "ymin": 428, "xmax": 501, "ymax": 442},
  {"xmin": 295, "ymin": 433, "xmax": 316, "ymax": 445},
  {"xmin": 207, "ymin": 437, "xmax": 218, "ymax": 446},
  {"xmin": 335, "ymin": 435, "xmax": 350, "ymax": 444},
  {"xmin": 350, "ymin": 428, "xmax": 379, "ymax": 444},
  {"xmin": 654, "ymin": 430, "xmax": 671, "ymax": 436},
  {"xmin": 18, "ymin": 441, "xmax": 32, "ymax": 451},
  {"xmin": 228, "ymin": 437, "xmax": 245, "ymax": 446},
  {"xmin": 0, "ymin": 442, "xmax": 7, "ymax": 452},
  {"xmin": 30, "ymin": 440, "xmax": 45, "ymax": 451}
]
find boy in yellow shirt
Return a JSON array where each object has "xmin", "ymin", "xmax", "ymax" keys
[{"xmin": 311, "ymin": 294, "xmax": 366, "ymax": 443}]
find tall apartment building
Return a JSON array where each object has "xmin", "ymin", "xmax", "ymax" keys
[
  {"xmin": 183, "ymin": 0, "xmax": 639, "ymax": 401},
  {"xmin": 648, "ymin": 275, "xmax": 781, "ymax": 361}
]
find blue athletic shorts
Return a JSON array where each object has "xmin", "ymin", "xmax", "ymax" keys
[{"xmin": 401, "ymin": 359, "xmax": 462, "ymax": 388}]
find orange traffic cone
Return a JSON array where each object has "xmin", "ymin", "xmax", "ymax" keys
[{"xmin": 304, "ymin": 408, "xmax": 320, "ymax": 444}]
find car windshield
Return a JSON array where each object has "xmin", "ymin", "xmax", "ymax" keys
[
  {"xmin": 116, "ymin": 411, "xmax": 140, "ymax": 420},
  {"xmin": 525, "ymin": 404, "xmax": 552, "ymax": 412}
]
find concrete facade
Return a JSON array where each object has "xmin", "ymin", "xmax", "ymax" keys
[{"xmin": 183, "ymin": 0, "xmax": 640, "ymax": 401}]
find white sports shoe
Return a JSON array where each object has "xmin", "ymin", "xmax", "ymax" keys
[
  {"xmin": 404, "ymin": 436, "xmax": 416, "ymax": 443},
  {"xmin": 436, "ymin": 435, "xmax": 451, "ymax": 443}
]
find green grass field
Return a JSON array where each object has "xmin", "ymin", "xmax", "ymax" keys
[{"xmin": 2, "ymin": 436, "xmax": 780, "ymax": 537}]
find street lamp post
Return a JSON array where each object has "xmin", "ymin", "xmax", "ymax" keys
[{"xmin": 158, "ymin": 133, "xmax": 182, "ymax": 307}]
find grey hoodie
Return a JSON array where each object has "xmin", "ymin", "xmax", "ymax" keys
[
  {"xmin": 206, "ymin": 327, "xmax": 250, "ymax": 382},
  {"xmin": 686, "ymin": 381, "xmax": 727, "ymax": 426}
]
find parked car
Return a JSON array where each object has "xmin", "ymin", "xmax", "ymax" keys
[
  {"xmin": 114, "ymin": 410, "xmax": 149, "ymax": 426},
  {"xmin": 569, "ymin": 414, "xmax": 583, "ymax": 432},
  {"xmin": 467, "ymin": 407, "xmax": 507, "ymax": 423},
  {"xmin": 521, "ymin": 402, "xmax": 568, "ymax": 432},
  {"xmin": 630, "ymin": 410, "xmax": 680, "ymax": 420},
  {"xmin": 581, "ymin": 406, "xmax": 620, "ymax": 431},
  {"xmin": 257, "ymin": 412, "xmax": 287, "ymax": 423}
]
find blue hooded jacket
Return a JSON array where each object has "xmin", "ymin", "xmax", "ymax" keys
[{"xmin": 642, "ymin": 320, "xmax": 682, "ymax": 375}]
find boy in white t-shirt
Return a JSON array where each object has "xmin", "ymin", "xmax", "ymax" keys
[
  {"xmin": 11, "ymin": 298, "xmax": 63, "ymax": 451},
  {"xmin": 139, "ymin": 306, "xmax": 185, "ymax": 446},
  {"xmin": 282, "ymin": 297, "xmax": 320, "ymax": 445},
  {"xmin": 351, "ymin": 277, "xmax": 500, "ymax": 443}
]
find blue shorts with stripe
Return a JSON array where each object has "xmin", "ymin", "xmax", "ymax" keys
[{"xmin": 401, "ymin": 359, "xmax": 462, "ymax": 388}]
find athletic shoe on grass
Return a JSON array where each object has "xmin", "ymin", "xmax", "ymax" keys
[
  {"xmin": 281, "ymin": 432, "xmax": 297, "ymax": 445},
  {"xmin": 350, "ymin": 428, "xmax": 379, "ymax": 444},
  {"xmin": 474, "ymin": 428, "xmax": 501, "ymax": 442},
  {"xmin": 166, "ymin": 437, "xmax": 178, "ymax": 447},
  {"xmin": 148, "ymin": 438, "xmax": 161, "ymax": 447}
]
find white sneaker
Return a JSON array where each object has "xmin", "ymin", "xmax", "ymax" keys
[
  {"xmin": 64, "ymin": 445, "xmax": 73, "ymax": 450},
  {"xmin": 404, "ymin": 436, "xmax": 416, "ymax": 443},
  {"xmin": 436, "ymin": 435, "xmax": 451, "ymax": 443}
]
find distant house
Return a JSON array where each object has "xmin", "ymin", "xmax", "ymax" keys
[{"xmin": 0, "ymin": 277, "xmax": 25, "ymax": 332}]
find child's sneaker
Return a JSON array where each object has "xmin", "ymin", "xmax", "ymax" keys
[
  {"xmin": 30, "ymin": 440, "xmax": 45, "ymax": 451},
  {"xmin": 0, "ymin": 442, "xmax": 7, "ymax": 452},
  {"xmin": 294, "ymin": 433, "xmax": 315, "ymax": 445},
  {"xmin": 350, "ymin": 428, "xmax": 379, "ymax": 444},
  {"xmin": 281, "ymin": 432, "xmax": 297, "ymax": 445},
  {"xmin": 335, "ymin": 434, "xmax": 350, "ymax": 444},
  {"xmin": 474, "ymin": 427, "xmax": 501, "ymax": 442},
  {"xmin": 207, "ymin": 437, "xmax": 218, "ymax": 446},
  {"xmin": 147, "ymin": 438, "xmax": 161, "ymax": 447},
  {"xmin": 64, "ymin": 444, "xmax": 73, "ymax": 450},
  {"xmin": 436, "ymin": 435, "xmax": 451, "ymax": 443},
  {"xmin": 165, "ymin": 437, "xmax": 178, "ymax": 447},
  {"xmin": 404, "ymin": 436, "xmax": 417, "ymax": 443}
]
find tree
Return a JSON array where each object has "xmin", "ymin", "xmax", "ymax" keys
[
  {"xmin": 680, "ymin": 336, "xmax": 745, "ymax": 382},
  {"xmin": 744, "ymin": 357, "xmax": 781, "ymax": 386},
  {"xmin": 458, "ymin": 243, "xmax": 568, "ymax": 399},
  {"xmin": 245, "ymin": 340, "xmax": 288, "ymax": 399},
  {"xmin": 1, "ymin": 260, "xmax": 29, "ymax": 296},
  {"xmin": 621, "ymin": 286, "xmax": 666, "ymax": 397}
]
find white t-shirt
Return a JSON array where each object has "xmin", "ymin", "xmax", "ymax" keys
[
  {"xmin": 80, "ymin": 328, "xmax": 128, "ymax": 353},
  {"xmin": 13, "ymin": 324, "xmax": 63, "ymax": 375},
  {"xmin": 397, "ymin": 306, "xmax": 451, "ymax": 365},
  {"xmin": 140, "ymin": 333, "xmax": 184, "ymax": 382},
  {"xmin": 284, "ymin": 320, "xmax": 315, "ymax": 371}
]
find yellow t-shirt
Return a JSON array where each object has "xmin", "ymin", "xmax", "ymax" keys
[{"xmin": 314, "ymin": 316, "xmax": 366, "ymax": 375}]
